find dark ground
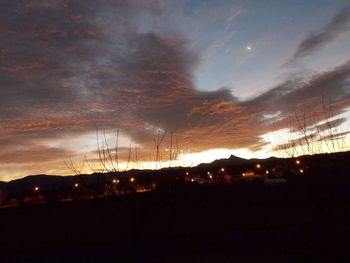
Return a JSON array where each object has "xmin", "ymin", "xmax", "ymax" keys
[{"xmin": 1, "ymin": 178, "xmax": 350, "ymax": 263}]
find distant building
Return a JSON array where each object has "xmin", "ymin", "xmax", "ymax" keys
[
  {"xmin": 242, "ymin": 170, "xmax": 255, "ymax": 177},
  {"xmin": 265, "ymin": 166, "xmax": 287, "ymax": 184},
  {"xmin": 223, "ymin": 175, "xmax": 233, "ymax": 183},
  {"xmin": 185, "ymin": 176, "xmax": 210, "ymax": 184}
]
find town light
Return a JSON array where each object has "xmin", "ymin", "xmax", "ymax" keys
[
  {"xmin": 265, "ymin": 170, "xmax": 269, "ymax": 174},
  {"xmin": 74, "ymin": 183, "xmax": 79, "ymax": 188},
  {"xmin": 191, "ymin": 178, "xmax": 194, "ymax": 182},
  {"xmin": 299, "ymin": 169, "xmax": 304, "ymax": 174},
  {"xmin": 207, "ymin": 171, "xmax": 211, "ymax": 175},
  {"xmin": 209, "ymin": 175, "xmax": 213, "ymax": 179},
  {"xmin": 296, "ymin": 160, "xmax": 301, "ymax": 165},
  {"xmin": 112, "ymin": 179, "xmax": 118, "ymax": 184},
  {"xmin": 242, "ymin": 173, "xmax": 245, "ymax": 177},
  {"xmin": 186, "ymin": 172, "xmax": 189, "ymax": 176},
  {"xmin": 130, "ymin": 177, "xmax": 135, "ymax": 183},
  {"xmin": 256, "ymin": 164, "xmax": 261, "ymax": 169},
  {"xmin": 220, "ymin": 168, "xmax": 225, "ymax": 172},
  {"xmin": 34, "ymin": 186, "xmax": 39, "ymax": 192}
]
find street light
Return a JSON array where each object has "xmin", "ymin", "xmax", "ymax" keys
[
  {"xmin": 256, "ymin": 164, "xmax": 261, "ymax": 169},
  {"xmin": 296, "ymin": 160, "xmax": 301, "ymax": 165},
  {"xmin": 34, "ymin": 186, "xmax": 39, "ymax": 192},
  {"xmin": 74, "ymin": 183, "xmax": 79, "ymax": 188},
  {"xmin": 220, "ymin": 168, "xmax": 225, "ymax": 172},
  {"xmin": 130, "ymin": 177, "xmax": 135, "ymax": 183}
]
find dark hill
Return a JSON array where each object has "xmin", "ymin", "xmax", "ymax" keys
[
  {"xmin": 196, "ymin": 154, "xmax": 249, "ymax": 170},
  {"xmin": 5, "ymin": 173, "xmax": 114, "ymax": 194},
  {"xmin": 3, "ymin": 150, "xmax": 350, "ymax": 195}
]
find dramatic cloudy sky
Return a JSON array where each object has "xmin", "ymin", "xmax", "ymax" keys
[{"xmin": 1, "ymin": 0, "xmax": 350, "ymax": 180}]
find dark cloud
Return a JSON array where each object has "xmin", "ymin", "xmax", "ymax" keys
[
  {"xmin": 284, "ymin": 5, "xmax": 350, "ymax": 66},
  {"xmin": 0, "ymin": 146, "xmax": 73, "ymax": 164},
  {"xmin": 314, "ymin": 117, "xmax": 348, "ymax": 133},
  {"xmin": 273, "ymin": 129, "xmax": 350, "ymax": 154},
  {"xmin": 250, "ymin": 61, "xmax": 350, "ymax": 114}
]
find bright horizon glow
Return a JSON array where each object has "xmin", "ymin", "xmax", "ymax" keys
[{"xmin": 74, "ymin": 147, "xmax": 271, "ymax": 176}]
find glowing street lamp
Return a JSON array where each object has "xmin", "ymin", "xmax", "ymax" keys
[
  {"xmin": 209, "ymin": 175, "xmax": 213, "ymax": 179},
  {"xmin": 256, "ymin": 164, "xmax": 261, "ymax": 169},
  {"xmin": 34, "ymin": 186, "xmax": 40, "ymax": 192},
  {"xmin": 296, "ymin": 160, "xmax": 301, "ymax": 165},
  {"xmin": 112, "ymin": 179, "xmax": 119, "ymax": 184},
  {"xmin": 265, "ymin": 170, "xmax": 269, "ymax": 174},
  {"xmin": 191, "ymin": 178, "xmax": 194, "ymax": 182},
  {"xmin": 220, "ymin": 168, "xmax": 225, "ymax": 173},
  {"xmin": 130, "ymin": 177, "xmax": 135, "ymax": 183},
  {"xmin": 74, "ymin": 183, "xmax": 79, "ymax": 188},
  {"xmin": 186, "ymin": 172, "xmax": 189, "ymax": 176},
  {"xmin": 299, "ymin": 169, "xmax": 304, "ymax": 174}
]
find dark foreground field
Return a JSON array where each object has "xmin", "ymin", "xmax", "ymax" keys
[{"xmin": 1, "ymin": 177, "xmax": 350, "ymax": 263}]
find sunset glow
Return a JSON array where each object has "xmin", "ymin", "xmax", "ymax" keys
[{"xmin": 0, "ymin": 1, "xmax": 350, "ymax": 181}]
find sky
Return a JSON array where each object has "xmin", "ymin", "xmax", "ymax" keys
[{"xmin": 1, "ymin": 0, "xmax": 350, "ymax": 181}]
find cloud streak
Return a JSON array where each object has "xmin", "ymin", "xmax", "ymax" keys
[{"xmin": 284, "ymin": 5, "xmax": 350, "ymax": 66}]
